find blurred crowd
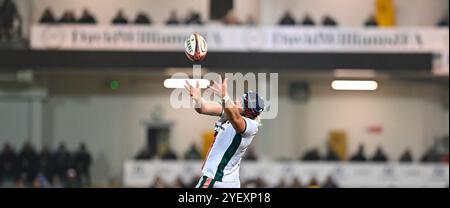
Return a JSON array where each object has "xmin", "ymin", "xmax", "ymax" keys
[
  {"xmin": 0, "ymin": 142, "xmax": 92, "ymax": 188},
  {"xmin": 38, "ymin": 8, "xmax": 204, "ymax": 25},
  {"xmin": 134, "ymin": 139, "xmax": 449, "ymax": 164},
  {"xmin": 149, "ymin": 174, "xmax": 338, "ymax": 188},
  {"xmin": 0, "ymin": 0, "xmax": 21, "ymax": 43},
  {"xmin": 36, "ymin": 7, "xmax": 450, "ymax": 28},
  {"xmin": 277, "ymin": 11, "xmax": 449, "ymax": 27}
]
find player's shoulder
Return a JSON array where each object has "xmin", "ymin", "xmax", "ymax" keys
[{"xmin": 242, "ymin": 117, "xmax": 259, "ymax": 136}]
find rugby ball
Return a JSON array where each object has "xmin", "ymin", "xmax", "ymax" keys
[{"xmin": 185, "ymin": 33, "xmax": 207, "ymax": 62}]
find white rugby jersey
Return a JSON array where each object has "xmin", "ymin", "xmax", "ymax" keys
[{"xmin": 201, "ymin": 113, "xmax": 259, "ymax": 182}]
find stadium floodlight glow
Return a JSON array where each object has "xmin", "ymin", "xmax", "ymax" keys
[
  {"xmin": 331, "ymin": 80, "xmax": 378, "ymax": 91},
  {"xmin": 163, "ymin": 79, "xmax": 210, "ymax": 89}
]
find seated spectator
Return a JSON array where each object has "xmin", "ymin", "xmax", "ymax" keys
[
  {"xmin": 350, "ymin": 144, "xmax": 367, "ymax": 162},
  {"xmin": 185, "ymin": 11, "xmax": 203, "ymax": 25},
  {"xmin": 52, "ymin": 143, "xmax": 72, "ymax": 182},
  {"xmin": 290, "ymin": 177, "xmax": 303, "ymax": 188},
  {"xmin": 364, "ymin": 14, "xmax": 378, "ymax": 27},
  {"xmin": 135, "ymin": 147, "xmax": 152, "ymax": 160},
  {"xmin": 134, "ymin": 12, "xmax": 152, "ymax": 25},
  {"xmin": 112, "ymin": 10, "xmax": 128, "ymax": 24},
  {"xmin": 275, "ymin": 177, "xmax": 287, "ymax": 188},
  {"xmin": 18, "ymin": 142, "xmax": 39, "ymax": 183},
  {"xmin": 322, "ymin": 15, "xmax": 338, "ymax": 26},
  {"xmin": 59, "ymin": 10, "xmax": 77, "ymax": 24},
  {"xmin": 246, "ymin": 15, "xmax": 257, "ymax": 26},
  {"xmin": 173, "ymin": 176, "xmax": 187, "ymax": 188},
  {"xmin": 39, "ymin": 145, "xmax": 53, "ymax": 181},
  {"xmin": 73, "ymin": 142, "xmax": 92, "ymax": 186},
  {"xmin": 0, "ymin": 0, "xmax": 21, "ymax": 42},
  {"xmin": 51, "ymin": 175, "xmax": 64, "ymax": 188},
  {"xmin": 278, "ymin": 11, "xmax": 296, "ymax": 25},
  {"xmin": 437, "ymin": 14, "xmax": 449, "ymax": 27},
  {"xmin": 0, "ymin": 143, "xmax": 18, "ymax": 183},
  {"xmin": 324, "ymin": 146, "xmax": 340, "ymax": 161},
  {"xmin": 78, "ymin": 8, "xmax": 97, "ymax": 24},
  {"xmin": 420, "ymin": 147, "xmax": 440, "ymax": 163},
  {"xmin": 151, "ymin": 176, "xmax": 167, "ymax": 188},
  {"xmin": 161, "ymin": 148, "xmax": 178, "ymax": 160},
  {"xmin": 65, "ymin": 168, "xmax": 81, "ymax": 188},
  {"xmin": 302, "ymin": 148, "xmax": 321, "ymax": 161},
  {"xmin": 322, "ymin": 175, "xmax": 338, "ymax": 188},
  {"xmin": 244, "ymin": 147, "xmax": 258, "ymax": 161},
  {"xmin": 243, "ymin": 176, "xmax": 267, "ymax": 188},
  {"xmin": 39, "ymin": 8, "xmax": 57, "ymax": 24},
  {"xmin": 222, "ymin": 10, "xmax": 241, "ymax": 25},
  {"xmin": 184, "ymin": 143, "xmax": 201, "ymax": 160},
  {"xmin": 306, "ymin": 176, "xmax": 320, "ymax": 188},
  {"xmin": 371, "ymin": 146, "xmax": 388, "ymax": 162},
  {"xmin": 301, "ymin": 13, "xmax": 315, "ymax": 26},
  {"xmin": 166, "ymin": 10, "xmax": 180, "ymax": 25},
  {"xmin": 399, "ymin": 148, "xmax": 413, "ymax": 163}
]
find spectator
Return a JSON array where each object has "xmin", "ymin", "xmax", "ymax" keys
[
  {"xmin": 66, "ymin": 168, "xmax": 81, "ymax": 188},
  {"xmin": 78, "ymin": 8, "xmax": 97, "ymax": 24},
  {"xmin": 59, "ymin": 10, "xmax": 77, "ymax": 24},
  {"xmin": 222, "ymin": 10, "xmax": 240, "ymax": 25},
  {"xmin": 301, "ymin": 13, "xmax": 315, "ymax": 26},
  {"xmin": 306, "ymin": 177, "xmax": 320, "ymax": 188},
  {"xmin": 161, "ymin": 148, "xmax": 178, "ymax": 160},
  {"xmin": 244, "ymin": 147, "xmax": 258, "ymax": 161},
  {"xmin": 324, "ymin": 146, "xmax": 340, "ymax": 161},
  {"xmin": 364, "ymin": 14, "xmax": 378, "ymax": 27},
  {"xmin": 51, "ymin": 175, "xmax": 64, "ymax": 188},
  {"xmin": 15, "ymin": 178, "xmax": 26, "ymax": 188},
  {"xmin": 278, "ymin": 11, "xmax": 296, "ymax": 25},
  {"xmin": 371, "ymin": 146, "xmax": 388, "ymax": 162},
  {"xmin": 290, "ymin": 177, "xmax": 303, "ymax": 188},
  {"xmin": 39, "ymin": 8, "xmax": 57, "ymax": 24},
  {"xmin": 243, "ymin": 176, "xmax": 267, "ymax": 188},
  {"xmin": 0, "ymin": 143, "xmax": 18, "ymax": 183},
  {"xmin": 112, "ymin": 10, "xmax": 128, "ymax": 24},
  {"xmin": 350, "ymin": 144, "xmax": 367, "ymax": 162},
  {"xmin": 151, "ymin": 176, "xmax": 167, "ymax": 188},
  {"xmin": 322, "ymin": 15, "xmax": 338, "ymax": 26},
  {"xmin": 166, "ymin": 10, "xmax": 180, "ymax": 25},
  {"xmin": 420, "ymin": 147, "xmax": 440, "ymax": 163},
  {"xmin": 52, "ymin": 143, "xmax": 72, "ymax": 182},
  {"xmin": 39, "ymin": 145, "xmax": 53, "ymax": 181},
  {"xmin": 185, "ymin": 11, "xmax": 203, "ymax": 25},
  {"xmin": 437, "ymin": 14, "xmax": 449, "ymax": 27},
  {"xmin": 173, "ymin": 176, "xmax": 187, "ymax": 188},
  {"xmin": 302, "ymin": 148, "xmax": 321, "ymax": 161},
  {"xmin": 35, "ymin": 172, "xmax": 51, "ymax": 188},
  {"xmin": 399, "ymin": 148, "xmax": 413, "ymax": 163},
  {"xmin": 246, "ymin": 15, "xmax": 257, "ymax": 26},
  {"xmin": 275, "ymin": 177, "xmax": 287, "ymax": 188},
  {"xmin": 31, "ymin": 178, "xmax": 41, "ymax": 188},
  {"xmin": 135, "ymin": 147, "xmax": 152, "ymax": 160},
  {"xmin": 322, "ymin": 176, "xmax": 338, "ymax": 188},
  {"xmin": 0, "ymin": 0, "xmax": 21, "ymax": 42},
  {"xmin": 134, "ymin": 12, "xmax": 152, "ymax": 25},
  {"xmin": 73, "ymin": 142, "xmax": 92, "ymax": 186},
  {"xmin": 17, "ymin": 142, "xmax": 39, "ymax": 183},
  {"xmin": 184, "ymin": 143, "xmax": 201, "ymax": 160}
]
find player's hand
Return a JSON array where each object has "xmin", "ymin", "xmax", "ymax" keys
[
  {"xmin": 209, "ymin": 78, "xmax": 228, "ymax": 99},
  {"xmin": 184, "ymin": 80, "xmax": 201, "ymax": 101}
]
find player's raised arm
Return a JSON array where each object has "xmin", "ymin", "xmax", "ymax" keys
[
  {"xmin": 185, "ymin": 80, "xmax": 223, "ymax": 116},
  {"xmin": 209, "ymin": 78, "xmax": 246, "ymax": 134}
]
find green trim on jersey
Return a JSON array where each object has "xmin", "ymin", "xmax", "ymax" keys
[{"xmin": 214, "ymin": 133, "xmax": 242, "ymax": 181}]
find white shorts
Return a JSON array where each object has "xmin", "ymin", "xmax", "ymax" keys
[{"xmin": 195, "ymin": 176, "xmax": 241, "ymax": 188}]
